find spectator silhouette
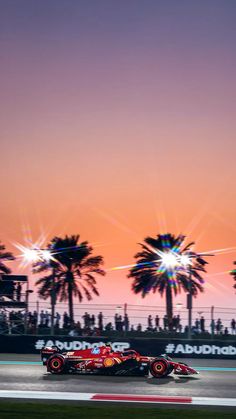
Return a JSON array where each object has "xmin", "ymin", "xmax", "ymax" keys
[
  {"xmin": 16, "ymin": 282, "xmax": 22, "ymax": 302},
  {"xmin": 200, "ymin": 316, "xmax": 205, "ymax": 333},
  {"xmin": 231, "ymin": 319, "xmax": 236, "ymax": 335}
]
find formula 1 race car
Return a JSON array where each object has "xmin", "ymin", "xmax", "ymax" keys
[{"xmin": 41, "ymin": 344, "xmax": 198, "ymax": 378}]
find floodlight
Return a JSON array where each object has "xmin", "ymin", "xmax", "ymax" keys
[
  {"xmin": 22, "ymin": 248, "xmax": 39, "ymax": 263},
  {"xmin": 160, "ymin": 252, "xmax": 178, "ymax": 268},
  {"xmin": 40, "ymin": 249, "xmax": 52, "ymax": 262},
  {"xmin": 179, "ymin": 255, "xmax": 191, "ymax": 267}
]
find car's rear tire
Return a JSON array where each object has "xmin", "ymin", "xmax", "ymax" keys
[
  {"xmin": 47, "ymin": 354, "xmax": 66, "ymax": 374},
  {"xmin": 149, "ymin": 358, "xmax": 170, "ymax": 378}
]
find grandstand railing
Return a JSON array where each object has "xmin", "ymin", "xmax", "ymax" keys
[{"xmin": 1, "ymin": 301, "xmax": 235, "ymax": 336}]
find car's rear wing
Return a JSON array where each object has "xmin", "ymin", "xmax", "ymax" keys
[{"xmin": 41, "ymin": 346, "xmax": 61, "ymax": 365}]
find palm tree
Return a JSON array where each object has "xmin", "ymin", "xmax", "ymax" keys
[
  {"xmin": 0, "ymin": 241, "xmax": 15, "ymax": 275},
  {"xmin": 128, "ymin": 233, "xmax": 208, "ymax": 328},
  {"xmin": 34, "ymin": 235, "xmax": 105, "ymax": 324},
  {"xmin": 230, "ymin": 262, "xmax": 236, "ymax": 290}
]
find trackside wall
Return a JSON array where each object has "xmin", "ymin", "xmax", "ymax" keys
[{"xmin": 0, "ymin": 335, "xmax": 236, "ymax": 359}]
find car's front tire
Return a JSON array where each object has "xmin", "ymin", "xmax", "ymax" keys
[{"xmin": 149, "ymin": 357, "xmax": 171, "ymax": 378}]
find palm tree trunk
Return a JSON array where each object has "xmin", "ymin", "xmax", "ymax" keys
[
  {"xmin": 166, "ymin": 285, "xmax": 173, "ymax": 331},
  {"xmin": 50, "ymin": 267, "xmax": 56, "ymax": 335},
  {"xmin": 68, "ymin": 274, "xmax": 74, "ymax": 325}
]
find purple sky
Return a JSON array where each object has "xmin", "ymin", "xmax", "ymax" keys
[{"xmin": 1, "ymin": 1, "xmax": 236, "ymax": 309}]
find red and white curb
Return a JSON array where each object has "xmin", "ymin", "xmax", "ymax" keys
[{"xmin": 0, "ymin": 391, "xmax": 235, "ymax": 406}]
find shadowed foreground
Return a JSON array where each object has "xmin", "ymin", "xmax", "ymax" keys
[{"xmin": 0, "ymin": 402, "xmax": 236, "ymax": 419}]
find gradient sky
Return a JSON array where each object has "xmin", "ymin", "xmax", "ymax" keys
[{"xmin": 1, "ymin": 0, "xmax": 236, "ymax": 310}]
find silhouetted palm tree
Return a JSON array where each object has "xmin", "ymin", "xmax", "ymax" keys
[
  {"xmin": 128, "ymin": 233, "xmax": 208, "ymax": 328},
  {"xmin": 230, "ymin": 262, "xmax": 236, "ymax": 290},
  {"xmin": 34, "ymin": 235, "xmax": 105, "ymax": 324},
  {"xmin": 0, "ymin": 241, "xmax": 14, "ymax": 275}
]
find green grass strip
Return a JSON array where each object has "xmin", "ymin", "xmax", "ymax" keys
[{"xmin": 0, "ymin": 401, "xmax": 235, "ymax": 419}]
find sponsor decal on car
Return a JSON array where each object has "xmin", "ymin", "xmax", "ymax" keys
[
  {"xmin": 103, "ymin": 358, "xmax": 115, "ymax": 367},
  {"xmin": 94, "ymin": 363, "xmax": 103, "ymax": 367},
  {"xmin": 91, "ymin": 348, "xmax": 101, "ymax": 355}
]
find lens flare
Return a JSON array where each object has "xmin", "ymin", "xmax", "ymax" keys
[
  {"xmin": 22, "ymin": 248, "xmax": 39, "ymax": 263},
  {"xmin": 14, "ymin": 241, "xmax": 54, "ymax": 268}
]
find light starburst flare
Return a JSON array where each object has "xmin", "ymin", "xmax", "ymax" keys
[{"xmin": 14, "ymin": 242, "xmax": 55, "ymax": 268}]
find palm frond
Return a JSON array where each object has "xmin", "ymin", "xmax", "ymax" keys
[{"xmin": 0, "ymin": 242, "xmax": 15, "ymax": 274}]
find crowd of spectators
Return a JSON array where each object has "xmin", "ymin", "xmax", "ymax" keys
[{"xmin": 0, "ymin": 308, "xmax": 236, "ymax": 337}]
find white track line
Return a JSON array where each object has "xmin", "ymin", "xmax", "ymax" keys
[
  {"xmin": 192, "ymin": 397, "xmax": 236, "ymax": 407},
  {"xmin": 0, "ymin": 391, "xmax": 92, "ymax": 401},
  {"xmin": 0, "ymin": 391, "xmax": 235, "ymax": 407}
]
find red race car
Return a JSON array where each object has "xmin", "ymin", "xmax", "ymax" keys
[{"xmin": 41, "ymin": 344, "xmax": 198, "ymax": 378}]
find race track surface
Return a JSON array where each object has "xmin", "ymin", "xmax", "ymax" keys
[{"xmin": 0, "ymin": 354, "xmax": 235, "ymax": 399}]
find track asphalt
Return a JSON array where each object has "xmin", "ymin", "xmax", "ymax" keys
[{"xmin": 0, "ymin": 354, "xmax": 235, "ymax": 401}]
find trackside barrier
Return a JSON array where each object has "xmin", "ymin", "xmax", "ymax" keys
[{"xmin": 0, "ymin": 336, "xmax": 236, "ymax": 359}]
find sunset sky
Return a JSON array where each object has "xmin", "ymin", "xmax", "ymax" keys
[{"xmin": 1, "ymin": 1, "xmax": 236, "ymax": 311}]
